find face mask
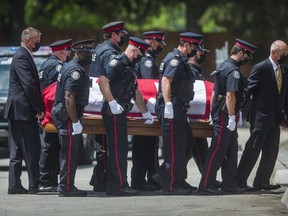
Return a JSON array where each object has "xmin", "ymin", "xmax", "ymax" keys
[
  {"xmin": 132, "ymin": 54, "xmax": 142, "ymax": 65},
  {"xmin": 78, "ymin": 52, "xmax": 92, "ymax": 65},
  {"xmin": 239, "ymin": 58, "xmax": 249, "ymax": 65},
  {"xmin": 277, "ymin": 55, "xmax": 288, "ymax": 65},
  {"xmin": 32, "ymin": 42, "xmax": 41, "ymax": 52},
  {"xmin": 118, "ymin": 36, "xmax": 126, "ymax": 47},
  {"xmin": 196, "ymin": 54, "xmax": 206, "ymax": 65},
  {"xmin": 152, "ymin": 46, "xmax": 163, "ymax": 55},
  {"xmin": 187, "ymin": 49, "xmax": 197, "ymax": 58}
]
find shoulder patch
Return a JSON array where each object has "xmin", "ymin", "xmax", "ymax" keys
[
  {"xmin": 144, "ymin": 60, "xmax": 153, "ymax": 68},
  {"xmin": 169, "ymin": 59, "xmax": 179, "ymax": 67},
  {"xmin": 56, "ymin": 64, "xmax": 62, "ymax": 72},
  {"xmin": 233, "ymin": 70, "xmax": 240, "ymax": 79},
  {"xmin": 109, "ymin": 59, "xmax": 118, "ymax": 66},
  {"xmin": 71, "ymin": 71, "xmax": 80, "ymax": 80}
]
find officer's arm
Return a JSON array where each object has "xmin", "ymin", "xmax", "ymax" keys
[
  {"xmin": 135, "ymin": 87, "xmax": 148, "ymax": 113},
  {"xmin": 226, "ymin": 91, "xmax": 236, "ymax": 116},
  {"xmin": 64, "ymin": 90, "xmax": 78, "ymax": 123},
  {"xmin": 161, "ymin": 76, "xmax": 173, "ymax": 104},
  {"xmin": 99, "ymin": 75, "xmax": 114, "ymax": 102}
]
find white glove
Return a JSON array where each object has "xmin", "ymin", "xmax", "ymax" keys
[
  {"xmin": 227, "ymin": 115, "xmax": 236, "ymax": 131},
  {"xmin": 208, "ymin": 113, "xmax": 213, "ymax": 126},
  {"xmin": 72, "ymin": 120, "xmax": 83, "ymax": 135},
  {"xmin": 237, "ymin": 111, "xmax": 243, "ymax": 127},
  {"xmin": 142, "ymin": 111, "xmax": 154, "ymax": 125},
  {"xmin": 164, "ymin": 102, "xmax": 174, "ymax": 119},
  {"xmin": 109, "ymin": 100, "xmax": 124, "ymax": 114}
]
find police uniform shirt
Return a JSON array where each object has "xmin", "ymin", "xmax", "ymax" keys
[
  {"xmin": 224, "ymin": 58, "xmax": 241, "ymax": 93},
  {"xmin": 89, "ymin": 40, "xmax": 121, "ymax": 77},
  {"xmin": 135, "ymin": 50, "xmax": 159, "ymax": 79},
  {"xmin": 62, "ymin": 58, "xmax": 90, "ymax": 108},
  {"xmin": 189, "ymin": 63, "xmax": 204, "ymax": 80},
  {"xmin": 106, "ymin": 53, "xmax": 131, "ymax": 82},
  {"xmin": 39, "ymin": 55, "xmax": 63, "ymax": 91},
  {"xmin": 158, "ymin": 48, "xmax": 191, "ymax": 93}
]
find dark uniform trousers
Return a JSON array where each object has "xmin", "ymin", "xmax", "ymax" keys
[
  {"xmin": 199, "ymin": 110, "xmax": 238, "ymax": 189},
  {"xmin": 131, "ymin": 136, "xmax": 159, "ymax": 186},
  {"xmin": 102, "ymin": 102, "xmax": 129, "ymax": 192},
  {"xmin": 9, "ymin": 120, "xmax": 41, "ymax": 189},
  {"xmin": 55, "ymin": 118, "xmax": 83, "ymax": 192},
  {"xmin": 192, "ymin": 137, "xmax": 208, "ymax": 173},
  {"xmin": 237, "ymin": 123, "xmax": 280, "ymax": 187},
  {"xmin": 156, "ymin": 104, "xmax": 192, "ymax": 191},
  {"xmin": 89, "ymin": 134, "xmax": 107, "ymax": 186},
  {"xmin": 39, "ymin": 132, "xmax": 61, "ymax": 187}
]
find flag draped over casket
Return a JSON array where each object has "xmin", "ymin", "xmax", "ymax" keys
[{"xmin": 84, "ymin": 78, "xmax": 214, "ymax": 120}]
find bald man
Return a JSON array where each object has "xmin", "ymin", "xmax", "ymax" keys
[{"xmin": 237, "ymin": 40, "xmax": 288, "ymax": 191}]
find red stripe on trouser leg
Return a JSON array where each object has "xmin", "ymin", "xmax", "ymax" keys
[
  {"xmin": 169, "ymin": 119, "xmax": 175, "ymax": 191},
  {"xmin": 204, "ymin": 112, "xmax": 224, "ymax": 188},
  {"xmin": 67, "ymin": 119, "xmax": 72, "ymax": 192},
  {"xmin": 113, "ymin": 115, "xmax": 123, "ymax": 187}
]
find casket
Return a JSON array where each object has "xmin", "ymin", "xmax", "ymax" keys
[{"xmin": 43, "ymin": 78, "xmax": 214, "ymax": 137}]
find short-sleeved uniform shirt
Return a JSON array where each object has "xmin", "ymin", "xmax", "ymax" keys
[
  {"xmin": 39, "ymin": 55, "xmax": 63, "ymax": 91},
  {"xmin": 89, "ymin": 40, "xmax": 121, "ymax": 77},
  {"xmin": 134, "ymin": 50, "xmax": 159, "ymax": 79}
]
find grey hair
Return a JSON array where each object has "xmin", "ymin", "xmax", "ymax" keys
[{"xmin": 21, "ymin": 27, "xmax": 41, "ymax": 42}]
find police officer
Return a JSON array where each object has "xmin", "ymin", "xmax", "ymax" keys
[
  {"xmin": 100, "ymin": 37, "xmax": 154, "ymax": 196},
  {"xmin": 38, "ymin": 39, "xmax": 72, "ymax": 192},
  {"xmin": 89, "ymin": 21, "xmax": 128, "ymax": 192},
  {"xmin": 131, "ymin": 31, "xmax": 165, "ymax": 191},
  {"xmin": 198, "ymin": 39, "xmax": 257, "ymax": 195},
  {"xmin": 187, "ymin": 42, "xmax": 209, "ymax": 173},
  {"xmin": 152, "ymin": 32, "xmax": 203, "ymax": 195},
  {"xmin": 51, "ymin": 39, "xmax": 95, "ymax": 197}
]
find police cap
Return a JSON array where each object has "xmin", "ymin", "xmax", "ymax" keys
[
  {"xmin": 143, "ymin": 31, "xmax": 166, "ymax": 45},
  {"xmin": 72, "ymin": 39, "xmax": 95, "ymax": 53},
  {"xmin": 49, "ymin": 39, "xmax": 72, "ymax": 52},
  {"xmin": 102, "ymin": 21, "xmax": 128, "ymax": 34},
  {"xmin": 179, "ymin": 32, "xmax": 203, "ymax": 45},
  {"xmin": 198, "ymin": 42, "xmax": 210, "ymax": 54},
  {"xmin": 129, "ymin": 37, "xmax": 150, "ymax": 54},
  {"xmin": 235, "ymin": 38, "xmax": 257, "ymax": 55}
]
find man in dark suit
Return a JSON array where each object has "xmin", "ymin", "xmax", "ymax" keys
[
  {"xmin": 237, "ymin": 40, "xmax": 288, "ymax": 191},
  {"xmin": 5, "ymin": 27, "xmax": 45, "ymax": 194}
]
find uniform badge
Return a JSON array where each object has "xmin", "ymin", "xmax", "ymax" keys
[
  {"xmin": 38, "ymin": 71, "xmax": 44, "ymax": 80},
  {"xmin": 159, "ymin": 62, "xmax": 164, "ymax": 71},
  {"xmin": 71, "ymin": 71, "xmax": 80, "ymax": 80},
  {"xmin": 169, "ymin": 59, "xmax": 179, "ymax": 67},
  {"xmin": 233, "ymin": 70, "xmax": 240, "ymax": 79},
  {"xmin": 144, "ymin": 60, "xmax": 153, "ymax": 68},
  {"xmin": 57, "ymin": 73, "xmax": 62, "ymax": 82},
  {"xmin": 109, "ymin": 59, "xmax": 118, "ymax": 66},
  {"xmin": 56, "ymin": 64, "xmax": 62, "ymax": 72}
]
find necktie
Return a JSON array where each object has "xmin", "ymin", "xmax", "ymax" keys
[{"xmin": 276, "ymin": 66, "xmax": 282, "ymax": 93}]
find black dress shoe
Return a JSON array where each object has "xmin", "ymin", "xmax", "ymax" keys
[
  {"xmin": 152, "ymin": 173, "xmax": 169, "ymax": 190},
  {"xmin": 106, "ymin": 186, "xmax": 139, "ymax": 196},
  {"xmin": 38, "ymin": 186, "xmax": 57, "ymax": 192},
  {"xmin": 238, "ymin": 185, "xmax": 257, "ymax": 192},
  {"xmin": 197, "ymin": 187, "xmax": 223, "ymax": 195},
  {"xmin": 8, "ymin": 185, "xmax": 28, "ymax": 194},
  {"xmin": 214, "ymin": 180, "xmax": 222, "ymax": 189},
  {"xmin": 254, "ymin": 184, "xmax": 281, "ymax": 191},
  {"xmin": 221, "ymin": 186, "xmax": 245, "ymax": 194},
  {"xmin": 163, "ymin": 185, "xmax": 191, "ymax": 195},
  {"xmin": 132, "ymin": 183, "xmax": 156, "ymax": 191},
  {"xmin": 93, "ymin": 184, "xmax": 106, "ymax": 192},
  {"xmin": 28, "ymin": 187, "xmax": 39, "ymax": 194},
  {"xmin": 178, "ymin": 180, "xmax": 197, "ymax": 190},
  {"xmin": 58, "ymin": 186, "xmax": 87, "ymax": 197}
]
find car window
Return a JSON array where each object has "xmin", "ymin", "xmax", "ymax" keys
[{"xmin": 0, "ymin": 65, "xmax": 10, "ymax": 90}]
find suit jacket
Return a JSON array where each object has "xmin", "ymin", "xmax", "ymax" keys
[
  {"xmin": 246, "ymin": 58, "xmax": 288, "ymax": 127},
  {"xmin": 4, "ymin": 46, "xmax": 44, "ymax": 120}
]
